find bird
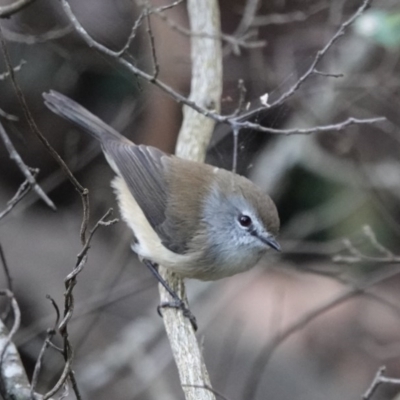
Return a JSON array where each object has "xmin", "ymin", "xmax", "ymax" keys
[{"xmin": 43, "ymin": 90, "xmax": 280, "ymax": 328}]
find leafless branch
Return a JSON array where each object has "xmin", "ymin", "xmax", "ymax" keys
[
  {"xmin": 0, "ymin": 108, "xmax": 18, "ymax": 121},
  {"xmin": 0, "ymin": 176, "xmax": 31, "ymax": 220},
  {"xmin": 153, "ymin": 6, "xmax": 265, "ymax": 55},
  {"xmin": 252, "ymin": 2, "xmax": 327, "ymax": 26},
  {"xmin": 1, "ymin": 24, "xmax": 73, "ymax": 44},
  {"xmin": 334, "ymin": 225, "xmax": 399, "ymax": 264},
  {"xmin": 314, "ymin": 69, "xmax": 344, "ymax": 78},
  {"xmin": 0, "ymin": 121, "xmax": 56, "ymax": 210},
  {"xmin": 363, "ymin": 366, "xmax": 400, "ymax": 400},
  {"xmin": 239, "ymin": 0, "xmax": 373, "ymax": 119},
  {"xmin": 0, "ymin": 0, "xmax": 36, "ymax": 18},
  {"xmin": 0, "ymin": 245, "xmax": 12, "ymax": 293},
  {"xmin": 0, "ymin": 59, "xmax": 25, "ymax": 81},
  {"xmin": 0, "ymin": 24, "xmax": 90, "ymax": 243},
  {"xmin": 233, "ymin": 116, "xmax": 386, "ymax": 135},
  {"xmin": 242, "ymin": 265, "xmax": 400, "ymax": 399},
  {"xmin": 44, "ymin": 209, "xmax": 117, "ymax": 400},
  {"xmin": 224, "ymin": 0, "xmax": 261, "ymax": 55},
  {"xmin": 30, "ymin": 296, "xmax": 60, "ymax": 399},
  {"xmin": 144, "ymin": 5, "xmax": 159, "ymax": 81},
  {"xmin": 59, "ymin": 0, "xmax": 382, "ymax": 138},
  {"xmin": 0, "ymin": 290, "xmax": 45, "ymax": 400},
  {"xmin": 0, "ymin": 290, "xmax": 20, "ymax": 365},
  {"xmin": 0, "ymin": 59, "xmax": 25, "ymax": 122}
]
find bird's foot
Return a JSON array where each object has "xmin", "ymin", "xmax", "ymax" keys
[{"xmin": 158, "ymin": 300, "xmax": 198, "ymax": 331}]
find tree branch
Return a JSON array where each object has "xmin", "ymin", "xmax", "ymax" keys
[
  {"xmin": 158, "ymin": 0, "xmax": 222, "ymax": 399},
  {"xmin": 0, "ymin": 0, "xmax": 36, "ymax": 18}
]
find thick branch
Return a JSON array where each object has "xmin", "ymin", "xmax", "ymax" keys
[{"xmin": 158, "ymin": 0, "xmax": 222, "ymax": 399}]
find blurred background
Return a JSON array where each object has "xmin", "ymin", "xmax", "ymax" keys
[{"xmin": 1, "ymin": 0, "xmax": 400, "ymax": 399}]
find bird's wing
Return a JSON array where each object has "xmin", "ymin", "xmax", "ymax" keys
[{"xmin": 104, "ymin": 141, "xmax": 169, "ymax": 235}]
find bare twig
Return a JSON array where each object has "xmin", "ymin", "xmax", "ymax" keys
[
  {"xmin": 144, "ymin": 5, "xmax": 159, "ymax": 81},
  {"xmin": 153, "ymin": 6, "xmax": 265, "ymax": 54},
  {"xmin": 58, "ymin": 0, "xmax": 383, "ymax": 137},
  {"xmin": 0, "ymin": 121, "xmax": 56, "ymax": 210},
  {"xmin": 0, "ymin": 245, "xmax": 12, "ymax": 292},
  {"xmin": 0, "ymin": 0, "xmax": 36, "ymax": 18},
  {"xmin": 252, "ymin": 3, "xmax": 327, "ymax": 26},
  {"xmin": 0, "ymin": 59, "xmax": 25, "ymax": 80},
  {"xmin": 0, "ymin": 291, "xmax": 47, "ymax": 400},
  {"xmin": 239, "ymin": 0, "xmax": 373, "ymax": 119},
  {"xmin": 234, "ymin": 116, "xmax": 386, "ymax": 135},
  {"xmin": 1, "ymin": 24, "xmax": 73, "ymax": 44},
  {"xmin": 0, "ymin": 24, "xmax": 89, "ymax": 243},
  {"xmin": 0, "ymin": 290, "xmax": 20, "ymax": 365},
  {"xmin": 225, "ymin": 0, "xmax": 260, "ymax": 55},
  {"xmin": 363, "ymin": 366, "xmax": 400, "ymax": 400},
  {"xmin": 0, "ymin": 177, "xmax": 31, "ymax": 220},
  {"xmin": 0, "ymin": 108, "xmax": 18, "ymax": 121},
  {"xmin": 334, "ymin": 226, "xmax": 400, "ymax": 264},
  {"xmin": 116, "ymin": 10, "xmax": 147, "ymax": 57},
  {"xmin": 44, "ymin": 210, "xmax": 117, "ymax": 400},
  {"xmin": 30, "ymin": 296, "xmax": 60, "ymax": 399},
  {"xmin": 231, "ymin": 79, "xmax": 247, "ymax": 117},
  {"xmin": 242, "ymin": 265, "xmax": 400, "ymax": 399},
  {"xmin": 314, "ymin": 69, "xmax": 344, "ymax": 78},
  {"xmin": 0, "ymin": 60, "xmax": 25, "ymax": 122},
  {"xmin": 42, "ymin": 358, "xmax": 72, "ymax": 400}
]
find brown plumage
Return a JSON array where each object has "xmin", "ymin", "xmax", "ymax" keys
[{"xmin": 43, "ymin": 90, "xmax": 280, "ymax": 281}]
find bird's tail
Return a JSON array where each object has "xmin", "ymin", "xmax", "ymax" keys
[{"xmin": 43, "ymin": 90, "xmax": 129, "ymax": 143}]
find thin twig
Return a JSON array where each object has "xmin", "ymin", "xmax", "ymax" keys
[
  {"xmin": 0, "ymin": 245, "xmax": 12, "ymax": 292},
  {"xmin": 242, "ymin": 265, "xmax": 400, "ymax": 399},
  {"xmin": 58, "ymin": 0, "xmax": 383, "ymax": 138},
  {"xmin": 153, "ymin": 6, "xmax": 265, "ymax": 53},
  {"xmin": 0, "ymin": 108, "xmax": 18, "ymax": 121},
  {"xmin": 0, "ymin": 59, "xmax": 25, "ymax": 80},
  {"xmin": 362, "ymin": 366, "xmax": 400, "ymax": 400},
  {"xmin": 333, "ymin": 227, "xmax": 400, "ymax": 264},
  {"xmin": 231, "ymin": 79, "xmax": 247, "ymax": 117},
  {"xmin": 0, "ymin": 290, "xmax": 20, "ymax": 365},
  {"xmin": 0, "ymin": 293, "xmax": 47, "ymax": 400},
  {"xmin": 44, "ymin": 210, "xmax": 117, "ymax": 400},
  {"xmin": 314, "ymin": 69, "xmax": 344, "ymax": 78},
  {"xmin": 116, "ymin": 10, "xmax": 147, "ymax": 57},
  {"xmin": 144, "ymin": 5, "xmax": 159, "ymax": 81},
  {"xmin": 30, "ymin": 296, "xmax": 60, "ymax": 399},
  {"xmin": 0, "ymin": 0, "xmax": 36, "ymax": 18},
  {"xmin": 0, "ymin": 120, "xmax": 56, "ymax": 210},
  {"xmin": 42, "ymin": 358, "xmax": 72, "ymax": 400},
  {"xmin": 225, "ymin": 0, "xmax": 260, "ymax": 55},
  {"xmin": 233, "ymin": 116, "xmax": 386, "ymax": 135},
  {"xmin": 239, "ymin": 0, "xmax": 372, "ymax": 119},
  {"xmin": 252, "ymin": 2, "xmax": 327, "ymax": 26},
  {"xmin": 1, "ymin": 24, "xmax": 73, "ymax": 44},
  {"xmin": 0, "ymin": 176, "xmax": 32, "ymax": 220},
  {"xmin": 0, "ymin": 24, "xmax": 89, "ymax": 243}
]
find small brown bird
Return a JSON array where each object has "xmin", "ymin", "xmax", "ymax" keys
[{"xmin": 43, "ymin": 91, "xmax": 280, "ymax": 326}]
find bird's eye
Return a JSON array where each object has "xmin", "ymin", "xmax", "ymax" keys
[{"xmin": 238, "ymin": 214, "xmax": 252, "ymax": 228}]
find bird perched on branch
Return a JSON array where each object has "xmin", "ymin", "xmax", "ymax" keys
[{"xmin": 44, "ymin": 90, "xmax": 280, "ymax": 329}]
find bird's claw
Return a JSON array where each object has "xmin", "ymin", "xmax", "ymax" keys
[{"xmin": 157, "ymin": 300, "xmax": 198, "ymax": 331}]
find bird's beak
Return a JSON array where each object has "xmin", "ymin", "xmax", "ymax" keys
[{"xmin": 258, "ymin": 233, "xmax": 281, "ymax": 252}]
